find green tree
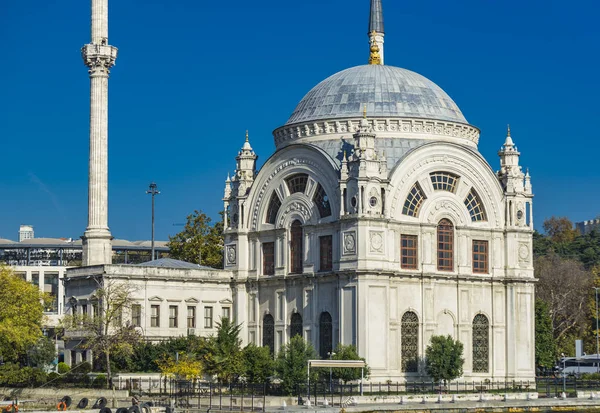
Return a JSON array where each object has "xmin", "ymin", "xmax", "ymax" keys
[
  {"xmin": 543, "ymin": 217, "xmax": 578, "ymax": 243},
  {"xmin": 62, "ymin": 280, "xmax": 141, "ymax": 388},
  {"xmin": 425, "ymin": 335, "xmax": 464, "ymax": 385},
  {"xmin": 535, "ymin": 299, "xmax": 557, "ymax": 371},
  {"xmin": 0, "ymin": 266, "xmax": 47, "ymax": 362},
  {"xmin": 330, "ymin": 344, "xmax": 370, "ymax": 383},
  {"xmin": 205, "ymin": 318, "xmax": 243, "ymax": 383},
  {"xmin": 242, "ymin": 344, "xmax": 275, "ymax": 384},
  {"xmin": 276, "ymin": 336, "xmax": 318, "ymax": 395},
  {"xmin": 167, "ymin": 210, "xmax": 224, "ymax": 268},
  {"xmin": 26, "ymin": 336, "xmax": 57, "ymax": 368}
]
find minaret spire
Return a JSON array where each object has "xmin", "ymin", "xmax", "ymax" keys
[
  {"xmin": 368, "ymin": 0, "xmax": 385, "ymax": 64},
  {"xmin": 81, "ymin": 0, "xmax": 118, "ymax": 265}
]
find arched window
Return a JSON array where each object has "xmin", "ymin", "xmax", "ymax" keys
[
  {"xmin": 472, "ymin": 314, "xmax": 489, "ymax": 373},
  {"xmin": 401, "ymin": 311, "xmax": 419, "ymax": 372},
  {"xmin": 437, "ymin": 219, "xmax": 454, "ymax": 271},
  {"xmin": 266, "ymin": 192, "xmax": 282, "ymax": 224},
  {"xmin": 430, "ymin": 171, "xmax": 459, "ymax": 193},
  {"xmin": 290, "ymin": 313, "xmax": 303, "ymax": 339},
  {"xmin": 402, "ymin": 182, "xmax": 426, "ymax": 217},
  {"xmin": 263, "ymin": 314, "xmax": 275, "ymax": 356},
  {"xmin": 319, "ymin": 312, "xmax": 333, "ymax": 359},
  {"xmin": 286, "ymin": 173, "xmax": 308, "ymax": 194},
  {"xmin": 290, "ymin": 220, "xmax": 303, "ymax": 274},
  {"xmin": 464, "ymin": 188, "xmax": 487, "ymax": 222},
  {"xmin": 313, "ymin": 183, "xmax": 331, "ymax": 218}
]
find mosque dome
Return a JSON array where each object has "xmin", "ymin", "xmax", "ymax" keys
[{"xmin": 286, "ymin": 64, "xmax": 467, "ymax": 126}]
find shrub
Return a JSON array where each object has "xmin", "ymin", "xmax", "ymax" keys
[{"xmin": 57, "ymin": 362, "xmax": 70, "ymax": 375}]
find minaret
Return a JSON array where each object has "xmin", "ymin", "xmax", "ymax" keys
[
  {"xmin": 368, "ymin": 0, "xmax": 385, "ymax": 64},
  {"xmin": 81, "ymin": 0, "xmax": 118, "ymax": 265}
]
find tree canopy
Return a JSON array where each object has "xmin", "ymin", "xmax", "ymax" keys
[
  {"xmin": 0, "ymin": 266, "xmax": 47, "ymax": 362},
  {"xmin": 425, "ymin": 335, "xmax": 464, "ymax": 384},
  {"xmin": 331, "ymin": 344, "xmax": 370, "ymax": 383},
  {"xmin": 276, "ymin": 336, "xmax": 318, "ymax": 395},
  {"xmin": 167, "ymin": 210, "xmax": 224, "ymax": 268}
]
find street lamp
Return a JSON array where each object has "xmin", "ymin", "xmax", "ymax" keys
[
  {"xmin": 328, "ymin": 351, "xmax": 336, "ymax": 393},
  {"xmin": 561, "ymin": 352, "xmax": 566, "ymax": 392},
  {"xmin": 146, "ymin": 183, "xmax": 160, "ymax": 261}
]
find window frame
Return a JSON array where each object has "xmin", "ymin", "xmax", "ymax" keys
[
  {"xmin": 400, "ymin": 234, "xmax": 418, "ymax": 270},
  {"xmin": 402, "ymin": 182, "xmax": 426, "ymax": 217},
  {"xmin": 204, "ymin": 306, "xmax": 213, "ymax": 329},
  {"xmin": 262, "ymin": 242, "xmax": 275, "ymax": 275},
  {"xmin": 150, "ymin": 304, "xmax": 160, "ymax": 328},
  {"xmin": 437, "ymin": 219, "xmax": 454, "ymax": 272},
  {"xmin": 187, "ymin": 306, "xmax": 196, "ymax": 328},
  {"xmin": 472, "ymin": 240, "xmax": 489, "ymax": 274},
  {"xmin": 169, "ymin": 305, "xmax": 178, "ymax": 328},
  {"xmin": 290, "ymin": 220, "xmax": 303, "ymax": 274},
  {"xmin": 132, "ymin": 304, "xmax": 142, "ymax": 327},
  {"xmin": 285, "ymin": 173, "xmax": 309, "ymax": 194},
  {"xmin": 319, "ymin": 235, "xmax": 333, "ymax": 272}
]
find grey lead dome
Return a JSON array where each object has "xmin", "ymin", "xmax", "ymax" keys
[{"xmin": 286, "ymin": 65, "xmax": 467, "ymax": 125}]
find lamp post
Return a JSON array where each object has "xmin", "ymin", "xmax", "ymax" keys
[
  {"xmin": 561, "ymin": 352, "xmax": 566, "ymax": 392},
  {"xmin": 595, "ymin": 287, "xmax": 600, "ymax": 372},
  {"xmin": 146, "ymin": 183, "xmax": 160, "ymax": 261},
  {"xmin": 328, "ymin": 351, "xmax": 336, "ymax": 393}
]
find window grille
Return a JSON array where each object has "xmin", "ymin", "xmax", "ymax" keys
[
  {"xmin": 290, "ymin": 313, "xmax": 303, "ymax": 338},
  {"xmin": 472, "ymin": 314, "xmax": 489, "ymax": 373},
  {"xmin": 437, "ymin": 219, "xmax": 454, "ymax": 271},
  {"xmin": 401, "ymin": 311, "xmax": 419, "ymax": 372},
  {"xmin": 285, "ymin": 173, "xmax": 309, "ymax": 194},
  {"xmin": 472, "ymin": 240, "xmax": 489, "ymax": 274},
  {"xmin": 430, "ymin": 171, "xmax": 459, "ymax": 193},
  {"xmin": 263, "ymin": 314, "xmax": 275, "ymax": 355},
  {"xmin": 319, "ymin": 312, "xmax": 333, "ymax": 359},
  {"xmin": 464, "ymin": 188, "xmax": 487, "ymax": 222},
  {"xmin": 266, "ymin": 192, "xmax": 282, "ymax": 224},
  {"xmin": 313, "ymin": 183, "xmax": 332, "ymax": 217},
  {"xmin": 290, "ymin": 220, "xmax": 303, "ymax": 274},
  {"xmin": 402, "ymin": 182, "xmax": 426, "ymax": 217},
  {"xmin": 401, "ymin": 235, "xmax": 418, "ymax": 269}
]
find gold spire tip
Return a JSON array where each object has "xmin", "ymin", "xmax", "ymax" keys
[
  {"xmin": 368, "ymin": 39, "xmax": 382, "ymax": 65},
  {"xmin": 507, "ymin": 124, "xmax": 511, "ymax": 137},
  {"xmin": 245, "ymin": 130, "xmax": 249, "ymax": 142},
  {"xmin": 363, "ymin": 104, "xmax": 367, "ymax": 119}
]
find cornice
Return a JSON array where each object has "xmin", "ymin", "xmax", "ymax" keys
[{"xmin": 273, "ymin": 117, "xmax": 480, "ymax": 147}]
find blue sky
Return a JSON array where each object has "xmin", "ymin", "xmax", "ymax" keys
[{"xmin": 0, "ymin": 0, "xmax": 598, "ymax": 241}]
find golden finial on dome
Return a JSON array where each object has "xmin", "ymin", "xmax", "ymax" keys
[
  {"xmin": 363, "ymin": 104, "xmax": 367, "ymax": 119},
  {"xmin": 369, "ymin": 36, "xmax": 382, "ymax": 65},
  {"xmin": 506, "ymin": 124, "xmax": 511, "ymax": 137},
  {"xmin": 245, "ymin": 130, "xmax": 249, "ymax": 142}
]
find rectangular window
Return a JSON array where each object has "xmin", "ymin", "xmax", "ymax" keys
[
  {"xmin": 169, "ymin": 305, "xmax": 178, "ymax": 328},
  {"xmin": 401, "ymin": 235, "xmax": 418, "ymax": 269},
  {"xmin": 319, "ymin": 235, "xmax": 333, "ymax": 271},
  {"xmin": 204, "ymin": 306, "xmax": 213, "ymax": 328},
  {"xmin": 92, "ymin": 303, "xmax": 98, "ymax": 319},
  {"xmin": 263, "ymin": 242, "xmax": 275, "ymax": 275},
  {"xmin": 150, "ymin": 305, "xmax": 160, "ymax": 327},
  {"xmin": 82, "ymin": 304, "xmax": 88, "ymax": 317},
  {"xmin": 222, "ymin": 307, "xmax": 231, "ymax": 321},
  {"xmin": 472, "ymin": 240, "xmax": 489, "ymax": 274},
  {"xmin": 132, "ymin": 304, "xmax": 142, "ymax": 327},
  {"xmin": 187, "ymin": 306, "xmax": 196, "ymax": 328}
]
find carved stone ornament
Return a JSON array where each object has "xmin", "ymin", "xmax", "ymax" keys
[
  {"xmin": 369, "ymin": 231, "xmax": 384, "ymax": 253},
  {"xmin": 277, "ymin": 202, "xmax": 311, "ymax": 228},
  {"xmin": 82, "ymin": 44, "xmax": 118, "ymax": 74},
  {"xmin": 226, "ymin": 245, "xmax": 237, "ymax": 265},
  {"xmin": 518, "ymin": 243, "xmax": 530, "ymax": 262},
  {"xmin": 343, "ymin": 231, "xmax": 356, "ymax": 255}
]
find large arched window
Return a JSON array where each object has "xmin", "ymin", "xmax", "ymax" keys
[
  {"xmin": 319, "ymin": 312, "xmax": 333, "ymax": 359},
  {"xmin": 266, "ymin": 192, "xmax": 282, "ymax": 224},
  {"xmin": 263, "ymin": 314, "xmax": 275, "ymax": 356},
  {"xmin": 290, "ymin": 313, "xmax": 303, "ymax": 339},
  {"xmin": 437, "ymin": 219, "xmax": 454, "ymax": 271},
  {"xmin": 290, "ymin": 220, "xmax": 303, "ymax": 274},
  {"xmin": 472, "ymin": 314, "xmax": 489, "ymax": 373},
  {"xmin": 313, "ymin": 183, "xmax": 332, "ymax": 218},
  {"xmin": 401, "ymin": 311, "xmax": 419, "ymax": 372}
]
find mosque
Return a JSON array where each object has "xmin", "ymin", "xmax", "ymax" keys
[{"xmin": 66, "ymin": 0, "xmax": 536, "ymax": 381}]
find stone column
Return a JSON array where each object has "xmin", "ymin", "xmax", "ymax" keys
[{"xmin": 81, "ymin": 0, "xmax": 117, "ymax": 265}]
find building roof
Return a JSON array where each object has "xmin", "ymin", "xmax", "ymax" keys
[
  {"xmin": 134, "ymin": 258, "xmax": 212, "ymax": 270},
  {"xmin": 285, "ymin": 65, "xmax": 466, "ymax": 125}
]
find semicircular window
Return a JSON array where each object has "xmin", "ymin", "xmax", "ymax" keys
[
  {"xmin": 464, "ymin": 188, "xmax": 487, "ymax": 222},
  {"xmin": 266, "ymin": 192, "xmax": 282, "ymax": 224},
  {"xmin": 430, "ymin": 172, "xmax": 459, "ymax": 193},
  {"xmin": 402, "ymin": 182, "xmax": 426, "ymax": 217},
  {"xmin": 286, "ymin": 173, "xmax": 308, "ymax": 194},
  {"xmin": 313, "ymin": 183, "xmax": 331, "ymax": 218}
]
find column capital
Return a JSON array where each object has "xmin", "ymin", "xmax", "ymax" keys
[{"xmin": 82, "ymin": 44, "xmax": 118, "ymax": 75}]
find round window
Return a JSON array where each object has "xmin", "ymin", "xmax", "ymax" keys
[{"xmin": 369, "ymin": 196, "xmax": 378, "ymax": 207}]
